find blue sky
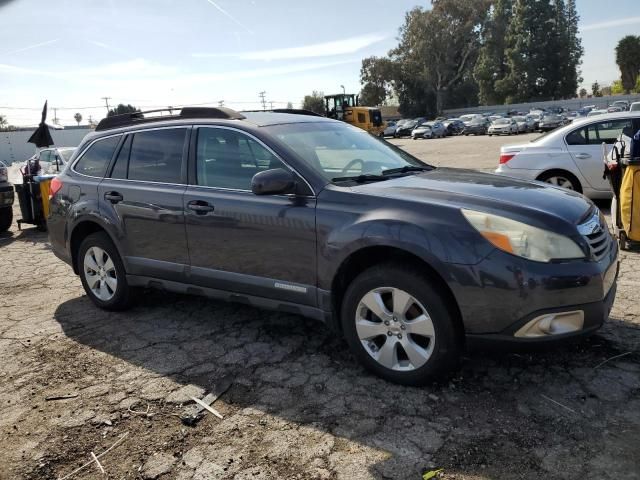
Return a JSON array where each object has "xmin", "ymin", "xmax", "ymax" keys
[{"xmin": 0, "ymin": 0, "xmax": 639, "ymax": 126}]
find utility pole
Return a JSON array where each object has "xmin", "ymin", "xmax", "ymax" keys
[
  {"xmin": 218, "ymin": 100, "xmax": 224, "ymax": 108},
  {"xmin": 52, "ymin": 107, "xmax": 59, "ymax": 125},
  {"xmin": 258, "ymin": 91, "xmax": 267, "ymax": 111},
  {"xmin": 269, "ymin": 101, "xmax": 274, "ymax": 110},
  {"xmin": 101, "ymin": 96, "xmax": 111, "ymax": 114}
]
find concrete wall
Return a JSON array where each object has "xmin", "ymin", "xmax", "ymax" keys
[
  {"xmin": 0, "ymin": 127, "xmax": 91, "ymax": 165},
  {"xmin": 443, "ymin": 94, "xmax": 640, "ymax": 117}
]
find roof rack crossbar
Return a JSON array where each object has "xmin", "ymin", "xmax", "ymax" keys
[{"xmin": 95, "ymin": 106, "xmax": 246, "ymax": 131}]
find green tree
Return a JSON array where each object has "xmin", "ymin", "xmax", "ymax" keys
[
  {"xmin": 301, "ymin": 91, "xmax": 325, "ymax": 115},
  {"xmin": 391, "ymin": 0, "xmax": 490, "ymax": 115},
  {"xmin": 474, "ymin": 0, "xmax": 512, "ymax": 105},
  {"xmin": 497, "ymin": 0, "xmax": 582, "ymax": 102},
  {"xmin": 359, "ymin": 56, "xmax": 396, "ymax": 106},
  {"xmin": 286, "ymin": 102, "xmax": 293, "ymax": 109},
  {"xmin": 635, "ymin": 75, "xmax": 640, "ymax": 94},
  {"xmin": 591, "ymin": 81, "xmax": 601, "ymax": 97},
  {"xmin": 74, "ymin": 112, "xmax": 82, "ymax": 126},
  {"xmin": 107, "ymin": 104, "xmax": 140, "ymax": 117},
  {"xmin": 579, "ymin": 87, "xmax": 587, "ymax": 98},
  {"xmin": 615, "ymin": 35, "xmax": 640, "ymax": 93},
  {"xmin": 0, "ymin": 115, "xmax": 7, "ymax": 130},
  {"xmin": 611, "ymin": 80, "xmax": 624, "ymax": 95}
]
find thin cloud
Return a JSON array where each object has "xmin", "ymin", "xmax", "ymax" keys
[
  {"xmin": 204, "ymin": 0, "xmax": 253, "ymax": 34},
  {"xmin": 581, "ymin": 16, "xmax": 640, "ymax": 31},
  {"xmin": 192, "ymin": 32, "xmax": 388, "ymax": 61},
  {"xmin": 0, "ymin": 38, "xmax": 59, "ymax": 57}
]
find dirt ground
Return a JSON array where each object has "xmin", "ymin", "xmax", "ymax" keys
[{"xmin": 1, "ymin": 133, "xmax": 639, "ymax": 480}]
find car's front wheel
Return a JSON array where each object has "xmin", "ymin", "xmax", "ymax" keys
[
  {"xmin": 78, "ymin": 232, "xmax": 132, "ymax": 310},
  {"xmin": 341, "ymin": 264, "xmax": 460, "ymax": 385}
]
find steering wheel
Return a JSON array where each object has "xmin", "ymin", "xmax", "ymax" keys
[{"xmin": 341, "ymin": 158, "xmax": 365, "ymax": 175}]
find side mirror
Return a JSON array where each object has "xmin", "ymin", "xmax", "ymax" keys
[{"xmin": 251, "ymin": 168, "xmax": 296, "ymax": 195}]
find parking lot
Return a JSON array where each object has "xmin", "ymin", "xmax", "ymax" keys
[{"xmin": 1, "ymin": 133, "xmax": 639, "ymax": 480}]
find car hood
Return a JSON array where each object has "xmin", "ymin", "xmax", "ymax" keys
[{"xmin": 351, "ymin": 168, "xmax": 592, "ymax": 226}]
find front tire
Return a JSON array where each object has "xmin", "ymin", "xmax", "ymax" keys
[
  {"xmin": 78, "ymin": 232, "xmax": 132, "ymax": 311},
  {"xmin": 0, "ymin": 207, "xmax": 12, "ymax": 233},
  {"xmin": 341, "ymin": 264, "xmax": 460, "ymax": 385}
]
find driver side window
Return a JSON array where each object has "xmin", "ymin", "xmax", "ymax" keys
[{"xmin": 196, "ymin": 128, "xmax": 287, "ymax": 190}]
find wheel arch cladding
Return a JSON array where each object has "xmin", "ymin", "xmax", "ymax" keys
[{"xmin": 330, "ymin": 245, "xmax": 464, "ymax": 339}]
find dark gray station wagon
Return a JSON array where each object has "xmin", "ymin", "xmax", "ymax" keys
[{"xmin": 47, "ymin": 107, "xmax": 618, "ymax": 385}]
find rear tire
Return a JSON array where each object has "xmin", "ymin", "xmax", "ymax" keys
[
  {"xmin": 537, "ymin": 170, "xmax": 582, "ymax": 193},
  {"xmin": 77, "ymin": 232, "xmax": 132, "ymax": 311},
  {"xmin": 341, "ymin": 264, "xmax": 461, "ymax": 386},
  {"xmin": 0, "ymin": 207, "xmax": 12, "ymax": 233}
]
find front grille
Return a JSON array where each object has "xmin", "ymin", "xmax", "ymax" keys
[
  {"xmin": 584, "ymin": 228, "xmax": 610, "ymax": 261},
  {"xmin": 578, "ymin": 210, "xmax": 611, "ymax": 261}
]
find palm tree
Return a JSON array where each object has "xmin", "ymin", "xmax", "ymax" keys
[{"xmin": 74, "ymin": 112, "xmax": 82, "ymax": 126}]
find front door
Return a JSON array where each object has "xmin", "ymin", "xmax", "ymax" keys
[
  {"xmin": 98, "ymin": 127, "xmax": 190, "ymax": 282},
  {"xmin": 565, "ymin": 118, "xmax": 636, "ymax": 192},
  {"xmin": 184, "ymin": 126, "xmax": 317, "ymax": 306}
]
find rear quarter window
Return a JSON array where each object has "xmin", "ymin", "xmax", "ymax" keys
[{"xmin": 74, "ymin": 136, "xmax": 121, "ymax": 177}]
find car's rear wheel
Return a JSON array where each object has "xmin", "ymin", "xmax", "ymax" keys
[
  {"xmin": 538, "ymin": 171, "xmax": 582, "ymax": 193},
  {"xmin": 341, "ymin": 264, "xmax": 460, "ymax": 385},
  {"xmin": 0, "ymin": 207, "xmax": 12, "ymax": 233},
  {"xmin": 78, "ymin": 232, "xmax": 132, "ymax": 311}
]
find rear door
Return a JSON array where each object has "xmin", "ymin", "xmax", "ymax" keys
[
  {"xmin": 565, "ymin": 118, "xmax": 635, "ymax": 191},
  {"xmin": 183, "ymin": 126, "xmax": 317, "ymax": 306},
  {"xmin": 98, "ymin": 127, "xmax": 190, "ymax": 282}
]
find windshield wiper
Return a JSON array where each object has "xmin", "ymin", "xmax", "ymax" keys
[
  {"xmin": 381, "ymin": 165, "xmax": 430, "ymax": 176},
  {"xmin": 332, "ymin": 174, "xmax": 389, "ymax": 183}
]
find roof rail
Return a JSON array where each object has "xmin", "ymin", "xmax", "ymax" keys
[
  {"xmin": 95, "ymin": 106, "xmax": 246, "ymax": 131},
  {"xmin": 242, "ymin": 108, "xmax": 323, "ymax": 117}
]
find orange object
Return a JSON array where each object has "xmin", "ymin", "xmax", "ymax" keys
[
  {"xmin": 480, "ymin": 231, "xmax": 514, "ymax": 253},
  {"xmin": 38, "ymin": 178, "xmax": 52, "ymax": 218}
]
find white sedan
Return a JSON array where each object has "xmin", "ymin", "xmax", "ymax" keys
[{"xmin": 495, "ymin": 112, "xmax": 640, "ymax": 199}]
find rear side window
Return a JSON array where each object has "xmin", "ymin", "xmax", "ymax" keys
[
  {"xmin": 127, "ymin": 128, "xmax": 187, "ymax": 183},
  {"xmin": 74, "ymin": 136, "xmax": 120, "ymax": 177},
  {"xmin": 566, "ymin": 119, "xmax": 634, "ymax": 145}
]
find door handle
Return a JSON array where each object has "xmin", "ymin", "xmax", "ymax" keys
[
  {"xmin": 104, "ymin": 191, "xmax": 123, "ymax": 204},
  {"xmin": 187, "ymin": 200, "xmax": 214, "ymax": 214},
  {"xmin": 574, "ymin": 153, "xmax": 591, "ymax": 159}
]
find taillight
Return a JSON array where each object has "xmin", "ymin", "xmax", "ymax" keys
[
  {"xmin": 49, "ymin": 176, "xmax": 63, "ymax": 199},
  {"xmin": 499, "ymin": 153, "xmax": 515, "ymax": 164}
]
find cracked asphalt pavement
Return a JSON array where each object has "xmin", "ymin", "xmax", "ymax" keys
[{"xmin": 1, "ymin": 135, "xmax": 639, "ymax": 479}]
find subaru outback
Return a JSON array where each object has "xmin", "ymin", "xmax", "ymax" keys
[{"xmin": 47, "ymin": 107, "xmax": 618, "ymax": 385}]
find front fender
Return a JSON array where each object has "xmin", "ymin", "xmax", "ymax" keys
[{"xmin": 317, "ymin": 207, "xmax": 492, "ymax": 291}]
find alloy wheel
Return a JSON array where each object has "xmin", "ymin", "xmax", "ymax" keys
[
  {"xmin": 83, "ymin": 246, "xmax": 117, "ymax": 301},
  {"xmin": 544, "ymin": 176, "xmax": 575, "ymax": 190},
  {"xmin": 355, "ymin": 287, "xmax": 435, "ymax": 371}
]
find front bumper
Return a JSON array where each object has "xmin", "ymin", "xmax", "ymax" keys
[
  {"xmin": 0, "ymin": 184, "xmax": 14, "ymax": 207},
  {"xmin": 450, "ymin": 238, "xmax": 619, "ymax": 342}
]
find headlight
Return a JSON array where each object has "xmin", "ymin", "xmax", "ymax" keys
[{"xmin": 462, "ymin": 209, "xmax": 585, "ymax": 262}]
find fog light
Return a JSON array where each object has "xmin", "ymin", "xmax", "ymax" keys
[{"xmin": 514, "ymin": 311, "xmax": 584, "ymax": 338}]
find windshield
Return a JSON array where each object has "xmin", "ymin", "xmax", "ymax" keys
[
  {"xmin": 494, "ymin": 119, "xmax": 510, "ymax": 125},
  {"xmin": 512, "ymin": 116, "xmax": 525, "ymax": 122},
  {"xmin": 543, "ymin": 114, "xmax": 562, "ymax": 121},
  {"xmin": 265, "ymin": 122, "xmax": 430, "ymax": 182}
]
